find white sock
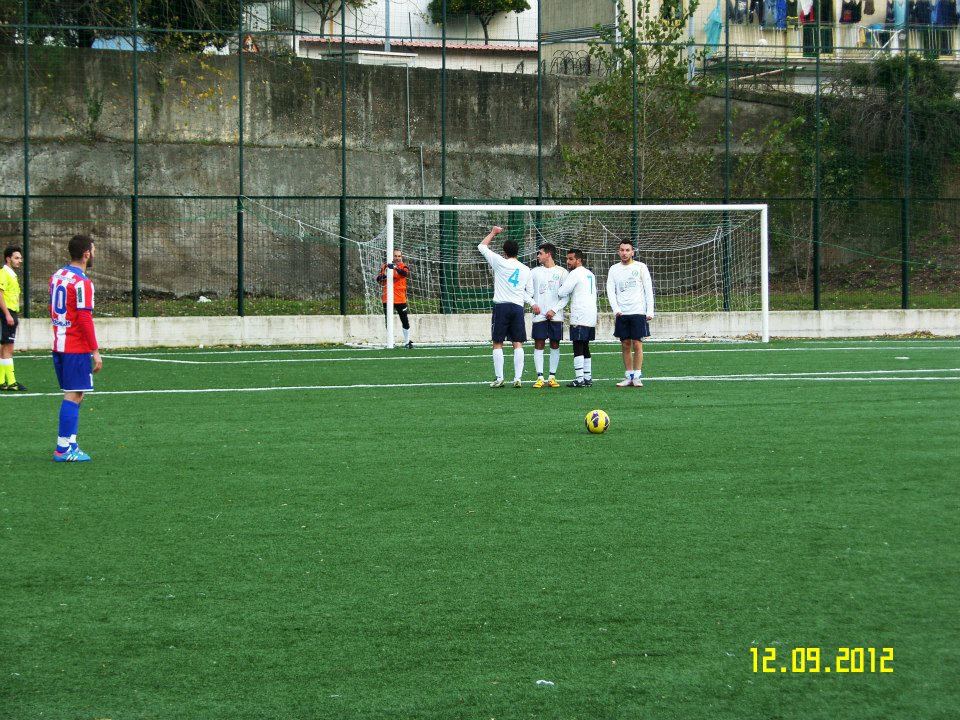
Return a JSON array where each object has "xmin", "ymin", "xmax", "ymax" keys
[
  {"xmin": 533, "ymin": 349, "xmax": 544, "ymax": 376},
  {"xmin": 402, "ymin": 328, "xmax": 410, "ymax": 343},
  {"xmin": 625, "ymin": 370, "xmax": 634, "ymax": 380},
  {"xmin": 574, "ymin": 355, "xmax": 584, "ymax": 380},
  {"xmin": 583, "ymin": 357, "xmax": 592, "ymax": 380},
  {"xmin": 493, "ymin": 348, "xmax": 504, "ymax": 380},
  {"xmin": 549, "ymin": 347, "xmax": 560, "ymax": 376},
  {"xmin": 513, "ymin": 347, "xmax": 525, "ymax": 381}
]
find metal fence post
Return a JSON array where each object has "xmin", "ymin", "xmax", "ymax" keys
[
  {"xmin": 631, "ymin": 0, "xmax": 638, "ymax": 204},
  {"xmin": 132, "ymin": 0, "xmax": 140, "ymax": 317},
  {"xmin": 339, "ymin": 1, "xmax": 348, "ymax": 315},
  {"xmin": 722, "ymin": 0, "xmax": 733, "ymax": 311},
  {"xmin": 812, "ymin": 4, "xmax": 823, "ymax": 310},
  {"xmin": 21, "ymin": 0, "xmax": 30, "ymax": 318},
  {"xmin": 723, "ymin": 0, "xmax": 730, "ymax": 202},
  {"xmin": 536, "ymin": 0, "xmax": 542, "ymax": 205},
  {"xmin": 441, "ymin": 0, "xmax": 447, "ymax": 199},
  {"xmin": 901, "ymin": 29, "xmax": 911, "ymax": 309},
  {"xmin": 237, "ymin": 12, "xmax": 246, "ymax": 317}
]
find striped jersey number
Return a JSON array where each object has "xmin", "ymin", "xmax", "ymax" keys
[
  {"xmin": 588, "ymin": 275, "xmax": 594, "ymax": 294},
  {"xmin": 508, "ymin": 269, "xmax": 520, "ymax": 288},
  {"xmin": 53, "ymin": 284, "xmax": 68, "ymax": 315}
]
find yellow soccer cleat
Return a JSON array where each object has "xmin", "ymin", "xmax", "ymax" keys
[
  {"xmin": 532, "ymin": 377, "xmax": 545, "ymax": 388},
  {"xmin": 547, "ymin": 377, "xmax": 560, "ymax": 388}
]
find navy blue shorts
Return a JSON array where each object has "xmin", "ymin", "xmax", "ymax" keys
[
  {"xmin": 614, "ymin": 314, "xmax": 651, "ymax": 341},
  {"xmin": 569, "ymin": 325, "xmax": 596, "ymax": 342},
  {"xmin": 491, "ymin": 303, "xmax": 526, "ymax": 343},
  {"xmin": 531, "ymin": 320, "xmax": 563, "ymax": 342},
  {"xmin": 52, "ymin": 352, "xmax": 94, "ymax": 392}
]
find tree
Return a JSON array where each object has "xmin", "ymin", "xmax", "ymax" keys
[
  {"xmin": 427, "ymin": 0, "xmax": 531, "ymax": 45},
  {"xmin": 0, "ymin": 0, "xmax": 243, "ymax": 51},
  {"xmin": 300, "ymin": 0, "xmax": 372, "ymax": 35},
  {"xmin": 563, "ymin": 0, "xmax": 714, "ymax": 199},
  {"xmin": 3, "ymin": 0, "xmax": 130, "ymax": 47},
  {"xmin": 0, "ymin": 0, "xmax": 19, "ymax": 45},
  {"xmin": 140, "ymin": 0, "xmax": 242, "ymax": 52}
]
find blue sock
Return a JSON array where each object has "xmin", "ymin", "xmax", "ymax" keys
[{"xmin": 56, "ymin": 400, "xmax": 80, "ymax": 454}]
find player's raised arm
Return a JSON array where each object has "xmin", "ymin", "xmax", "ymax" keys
[
  {"xmin": 480, "ymin": 226, "xmax": 503, "ymax": 246},
  {"xmin": 478, "ymin": 226, "xmax": 506, "ymax": 269}
]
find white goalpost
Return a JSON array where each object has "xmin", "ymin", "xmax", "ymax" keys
[{"xmin": 369, "ymin": 203, "xmax": 770, "ymax": 347}]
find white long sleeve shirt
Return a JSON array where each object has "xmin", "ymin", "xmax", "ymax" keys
[
  {"xmin": 525, "ymin": 265, "xmax": 569, "ymax": 322},
  {"xmin": 478, "ymin": 243, "xmax": 532, "ymax": 306},
  {"xmin": 606, "ymin": 261, "xmax": 654, "ymax": 317},
  {"xmin": 555, "ymin": 265, "xmax": 597, "ymax": 327}
]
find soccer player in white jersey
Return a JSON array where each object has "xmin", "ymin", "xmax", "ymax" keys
[
  {"xmin": 478, "ymin": 226, "xmax": 532, "ymax": 388},
  {"xmin": 607, "ymin": 239, "xmax": 654, "ymax": 387},
  {"xmin": 551, "ymin": 248, "xmax": 597, "ymax": 388},
  {"xmin": 525, "ymin": 242, "xmax": 567, "ymax": 388}
]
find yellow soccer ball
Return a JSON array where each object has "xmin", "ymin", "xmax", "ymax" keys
[{"xmin": 585, "ymin": 409, "xmax": 610, "ymax": 434}]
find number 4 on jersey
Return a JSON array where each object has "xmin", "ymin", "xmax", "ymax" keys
[{"xmin": 508, "ymin": 269, "xmax": 520, "ymax": 287}]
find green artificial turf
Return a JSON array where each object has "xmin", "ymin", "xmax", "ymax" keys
[{"xmin": 1, "ymin": 340, "xmax": 959, "ymax": 719}]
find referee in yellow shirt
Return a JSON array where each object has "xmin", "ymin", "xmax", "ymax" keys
[{"xmin": 0, "ymin": 245, "xmax": 26, "ymax": 391}]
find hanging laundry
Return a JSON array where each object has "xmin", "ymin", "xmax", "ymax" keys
[
  {"xmin": 886, "ymin": 0, "xmax": 907, "ymax": 26},
  {"xmin": 775, "ymin": 0, "xmax": 789, "ymax": 26},
  {"xmin": 909, "ymin": 0, "xmax": 932, "ymax": 24},
  {"xmin": 763, "ymin": 0, "xmax": 781, "ymax": 25},
  {"xmin": 937, "ymin": 0, "xmax": 958, "ymax": 24},
  {"xmin": 729, "ymin": 0, "xmax": 750, "ymax": 22},
  {"xmin": 840, "ymin": 0, "xmax": 864, "ymax": 21},
  {"xmin": 799, "ymin": 0, "xmax": 816, "ymax": 22},
  {"xmin": 705, "ymin": 0, "xmax": 724, "ymax": 54}
]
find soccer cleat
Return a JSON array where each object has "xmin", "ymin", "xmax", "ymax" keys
[
  {"xmin": 566, "ymin": 378, "xmax": 588, "ymax": 388},
  {"xmin": 513, "ymin": 380, "xmax": 523, "ymax": 388},
  {"xmin": 0, "ymin": 384, "xmax": 8, "ymax": 391},
  {"xmin": 532, "ymin": 377, "xmax": 545, "ymax": 389},
  {"xmin": 405, "ymin": 341, "xmax": 414, "ymax": 349},
  {"xmin": 53, "ymin": 447, "xmax": 91, "ymax": 463},
  {"xmin": 583, "ymin": 379, "xmax": 594, "ymax": 387},
  {"xmin": 632, "ymin": 377, "xmax": 644, "ymax": 387},
  {"xmin": 490, "ymin": 378, "xmax": 505, "ymax": 388},
  {"xmin": 547, "ymin": 377, "xmax": 560, "ymax": 388},
  {"xmin": 4, "ymin": 382, "xmax": 27, "ymax": 392},
  {"xmin": 616, "ymin": 378, "xmax": 633, "ymax": 387}
]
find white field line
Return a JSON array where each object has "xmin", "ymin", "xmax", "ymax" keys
[
  {"xmin": 3, "ymin": 369, "xmax": 960, "ymax": 399},
  {"xmin": 69, "ymin": 344, "xmax": 960, "ymax": 366},
  {"xmin": 17, "ymin": 342, "xmax": 960, "ymax": 362}
]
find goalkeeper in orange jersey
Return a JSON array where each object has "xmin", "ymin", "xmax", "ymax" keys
[{"xmin": 376, "ymin": 249, "xmax": 413, "ymax": 348}]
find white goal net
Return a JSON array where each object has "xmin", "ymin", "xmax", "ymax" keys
[{"xmin": 363, "ymin": 204, "xmax": 769, "ymax": 346}]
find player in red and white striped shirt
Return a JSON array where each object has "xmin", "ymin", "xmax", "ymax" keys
[{"xmin": 50, "ymin": 234, "xmax": 102, "ymax": 462}]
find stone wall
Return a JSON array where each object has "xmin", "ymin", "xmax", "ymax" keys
[{"xmin": 0, "ymin": 47, "xmax": 791, "ymax": 301}]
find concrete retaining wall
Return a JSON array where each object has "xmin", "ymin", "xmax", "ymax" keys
[{"xmin": 13, "ymin": 309, "xmax": 960, "ymax": 350}]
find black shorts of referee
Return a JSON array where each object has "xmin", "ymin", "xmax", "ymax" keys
[{"xmin": 0, "ymin": 311, "xmax": 17, "ymax": 345}]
